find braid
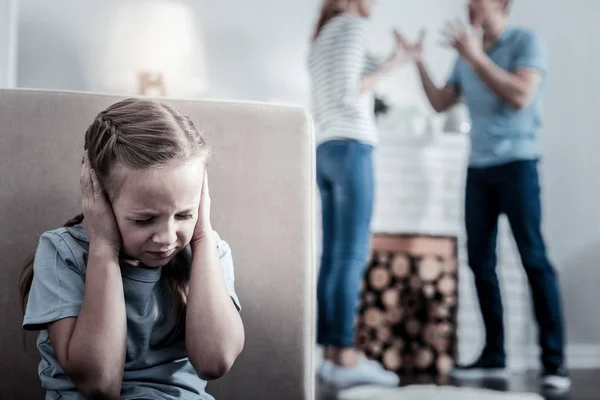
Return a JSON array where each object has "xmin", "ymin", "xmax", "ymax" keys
[
  {"xmin": 64, "ymin": 213, "xmax": 84, "ymax": 227},
  {"xmin": 97, "ymin": 112, "xmax": 125, "ymax": 139}
]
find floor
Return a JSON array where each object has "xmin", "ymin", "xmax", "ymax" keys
[{"xmin": 316, "ymin": 370, "xmax": 599, "ymax": 400}]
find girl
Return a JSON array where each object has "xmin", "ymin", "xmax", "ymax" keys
[
  {"xmin": 20, "ymin": 98, "xmax": 245, "ymax": 399},
  {"xmin": 308, "ymin": 0, "xmax": 414, "ymax": 389}
]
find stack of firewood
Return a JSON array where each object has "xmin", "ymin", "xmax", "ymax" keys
[{"xmin": 355, "ymin": 235, "xmax": 458, "ymax": 377}]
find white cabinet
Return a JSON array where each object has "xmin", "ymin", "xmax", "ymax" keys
[{"xmin": 371, "ymin": 130, "xmax": 469, "ymax": 236}]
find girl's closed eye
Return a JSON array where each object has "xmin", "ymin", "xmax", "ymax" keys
[
  {"xmin": 133, "ymin": 217, "xmax": 155, "ymax": 226},
  {"xmin": 133, "ymin": 215, "xmax": 193, "ymax": 225}
]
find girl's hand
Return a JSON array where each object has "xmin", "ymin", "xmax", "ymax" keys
[
  {"xmin": 80, "ymin": 151, "xmax": 122, "ymax": 255},
  {"xmin": 191, "ymin": 169, "xmax": 213, "ymax": 248}
]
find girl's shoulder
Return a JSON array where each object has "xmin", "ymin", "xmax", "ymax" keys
[{"xmin": 36, "ymin": 226, "xmax": 90, "ymax": 274}]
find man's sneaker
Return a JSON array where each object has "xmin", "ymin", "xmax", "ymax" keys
[
  {"xmin": 322, "ymin": 356, "xmax": 399, "ymax": 389},
  {"xmin": 541, "ymin": 366, "xmax": 571, "ymax": 391},
  {"xmin": 451, "ymin": 354, "xmax": 507, "ymax": 380}
]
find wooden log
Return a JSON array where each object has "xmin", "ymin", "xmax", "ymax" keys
[
  {"xmin": 423, "ymin": 283, "xmax": 436, "ymax": 298},
  {"xmin": 418, "ymin": 256, "xmax": 443, "ymax": 282},
  {"xmin": 376, "ymin": 325, "xmax": 392, "ymax": 342},
  {"xmin": 437, "ymin": 274, "xmax": 457, "ymax": 296},
  {"xmin": 387, "ymin": 309, "xmax": 404, "ymax": 324},
  {"xmin": 382, "ymin": 289, "xmax": 399, "ymax": 309},
  {"xmin": 391, "ymin": 253, "xmax": 410, "ymax": 278},
  {"xmin": 438, "ymin": 322, "xmax": 452, "ymax": 337},
  {"xmin": 423, "ymin": 323, "xmax": 438, "ymax": 346},
  {"xmin": 369, "ymin": 266, "xmax": 391, "ymax": 291},
  {"xmin": 364, "ymin": 307, "xmax": 384, "ymax": 328},
  {"xmin": 415, "ymin": 347, "xmax": 434, "ymax": 369},
  {"xmin": 382, "ymin": 347, "xmax": 402, "ymax": 371},
  {"xmin": 429, "ymin": 302, "xmax": 450, "ymax": 319},
  {"xmin": 432, "ymin": 337, "xmax": 450, "ymax": 353},
  {"xmin": 443, "ymin": 295, "xmax": 457, "ymax": 306},
  {"xmin": 437, "ymin": 354, "xmax": 454, "ymax": 375}
]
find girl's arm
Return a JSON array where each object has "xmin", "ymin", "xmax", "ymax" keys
[
  {"xmin": 48, "ymin": 154, "xmax": 127, "ymax": 399},
  {"xmin": 186, "ymin": 172, "xmax": 245, "ymax": 380},
  {"xmin": 48, "ymin": 248, "xmax": 126, "ymax": 399}
]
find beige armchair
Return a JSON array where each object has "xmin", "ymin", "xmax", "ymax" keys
[{"xmin": 0, "ymin": 89, "xmax": 315, "ymax": 400}]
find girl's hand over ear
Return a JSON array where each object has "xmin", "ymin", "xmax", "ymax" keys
[
  {"xmin": 81, "ymin": 151, "xmax": 122, "ymax": 255},
  {"xmin": 191, "ymin": 169, "xmax": 213, "ymax": 249}
]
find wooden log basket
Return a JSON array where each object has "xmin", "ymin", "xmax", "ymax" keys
[{"xmin": 356, "ymin": 234, "xmax": 458, "ymax": 377}]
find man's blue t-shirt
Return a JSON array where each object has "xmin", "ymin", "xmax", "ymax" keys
[{"xmin": 447, "ymin": 27, "xmax": 548, "ymax": 167}]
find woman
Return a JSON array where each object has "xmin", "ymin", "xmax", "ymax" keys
[{"xmin": 308, "ymin": 0, "xmax": 412, "ymax": 388}]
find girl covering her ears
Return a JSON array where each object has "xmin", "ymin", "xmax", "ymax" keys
[{"xmin": 20, "ymin": 98, "xmax": 245, "ymax": 400}]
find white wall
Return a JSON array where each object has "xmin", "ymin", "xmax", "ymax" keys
[
  {"xmin": 15, "ymin": 0, "xmax": 600, "ymax": 366},
  {"xmin": 509, "ymin": 0, "xmax": 600, "ymax": 361},
  {"xmin": 16, "ymin": 0, "xmax": 461, "ymax": 105},
  {"xmin": 0, "ymin": 0, "xmax": 18, "ymax": 87}
]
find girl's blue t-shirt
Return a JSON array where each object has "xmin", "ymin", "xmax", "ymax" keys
[{"xmin": 23, "ymin": 225, "xmax": 241, "ymax": 400}]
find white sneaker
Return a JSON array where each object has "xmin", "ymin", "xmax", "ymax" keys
[
  {"xmin": 317, "ymin": 359, "xmax": 334, "ymax": 382},
  {"xmin": 541, "ymin": 366, "xmax": 571, "ymax": 391},
  {"xmin": 323, "ymin": 357, "xmax": 400, "ymax": 389}
]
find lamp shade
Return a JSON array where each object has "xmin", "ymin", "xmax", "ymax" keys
[{"xmin": 104, "ymin": 0, "xmax": 209, "ymax": 97}]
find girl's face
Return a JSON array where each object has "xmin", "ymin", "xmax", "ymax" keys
[{"xmin": 109, "ymin": 158, "xmax": 205, "ymax": 267}]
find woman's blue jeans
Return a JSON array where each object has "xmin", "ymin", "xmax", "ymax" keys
[{"xmin": 316, "ymin": 139, "xmax": 374, "ymax": 348}]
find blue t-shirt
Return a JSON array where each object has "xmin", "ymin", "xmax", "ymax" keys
[
  {"xmin": 23, "ymin": 226, "xmax": 241, "ymax": 400},
  {"xmin": 446, "ymin": 27, "xmax": 548, "ymax": 167}
]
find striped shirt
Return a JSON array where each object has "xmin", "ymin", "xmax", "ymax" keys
[{"xmin": 308, "ymin": 14, "xmax": 381, "ymax": 146}]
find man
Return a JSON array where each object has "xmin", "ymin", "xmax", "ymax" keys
[{"xmin": 399, "ymin": 0, "xmax": 570, "ymax": 390}]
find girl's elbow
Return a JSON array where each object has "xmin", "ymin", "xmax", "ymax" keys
[
  {"xmin": 67, "ymin": 364, "xmax": 121, "ymax": 399},
  {"xmin": 78, "ymin": 379, "xmax": 121, "ymax": 400},
  {"xmin": 190, "ymin": 339, "xmax": 244, "ymax": 381},
  {"xmin": 192, "ymin": 355, "xmax": 236, "ymax": 381}
]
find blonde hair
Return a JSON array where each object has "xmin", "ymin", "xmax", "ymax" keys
[{"xmin": 20, "ymin": 98, "xmax": 210, "ymax": 345}]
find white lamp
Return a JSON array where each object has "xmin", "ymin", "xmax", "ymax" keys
[{"xmin": 104, "ymin": 0, "xmax": 209, "ymax": 98}]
